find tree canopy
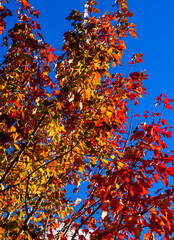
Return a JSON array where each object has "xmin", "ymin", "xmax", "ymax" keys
[{"xmin": 0, "ymin": 0, "xmax": 173, "ymax": 239}]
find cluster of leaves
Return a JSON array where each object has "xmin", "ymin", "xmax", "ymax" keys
[{"xmin": 0, "ymin": 0, "xmax": 173, "ymax": 239}]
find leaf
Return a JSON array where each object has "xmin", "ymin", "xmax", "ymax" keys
[
  {"xmin": 131, "ymin": 130, "xmax": 144, "ymax": 141},
  {"xmin": 8, "ymin": 99, "xmax": 20, "ymax": 108},
  {"xmin": 21, "ymin": 0, "xmax": 30, "ymax": 8},
  {"xmin": 74, "ymin": 198, "xmax": 81, "ymax": 206},
  {"xmin": 33, "ymin": 9, "xmax": 40, "ymax": 18},
  {"xmin": 155, "ymin": 187, "xmax": 163, "ymax": 194},
  {"xmin": 153, "ymin": 173, "xmax": 160, "ymax": 183},
  {"xmin": 143, "ymin": 113, "xmax": 148, "ymax": 119},
  {"xmin": 161, "ymin": 118, "xmax": 168, "ymax": 126},
  {"xmin": 130, "ymin": 72, "xmax": 139, "ymax": 80},
  {"xmin": 101, "ymin": 211, "xmax": 107, "ymax": 219},
  {"xmin": 36, "ymin": 30, "xmax": 43, "ymax": 39},
  {"xmin": 129, "ymin": 27, "xmax": 138, "ymax": 38},
  {"xmin": 167, "ymin": 167, "xmax": 174, "ymax": 176}
]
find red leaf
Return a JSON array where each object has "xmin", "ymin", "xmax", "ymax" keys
[
  {"xmin": 130, "ymin": 72, "xmax": 139, "ymax": 80},
  {"xmin": 37, "ymin": 30, "xmax": 43, "ymax": 39},
  {"xmin": 161, "ymin": 119, "xmax": 168, "ymax": 126},
  {"xmin": 129, "ymin": 60, "xmax": 134, "ymax": 64},
  {"xmin": 153, "ymin": 173, "xmax": 159, "ymax": 183},
  {"xmin": 143, "ymin": 113, "xmax": 148, "ymax": 119},
  {"xmin": 167, "ymin": 167, "xmax": 174, "ymax": 176},
  {"xmin": 10, "ymin": 111, "xmax": 19, "ymax": 118},
  {"xmin": 53, "ymin": 90, "xmax": 60, "ymax": 96},
  {"xmin": 8, "ymin": 100, "xmax": 20, "ymax": 108},
  {"xmin": 21, "ymin": 0, "xmax": 30, "ymax": 8},
  {"xmin": 166, "ymin": 130, "xmax": 172, "ymax": 138},
  {"xmin": 155, "ymin": 187, "xmax": 163, "ymax": 194},
  {"xmin": 33, "ymin": 9, "xmax": 40, "ymax": 18},
  {"xmin": 95, "ymin": 121, "xmax": 103, "ymax": 127},
  {"xmin": 129, "ymin": 92, "xmax": 136, "ymax": 100},
  {"xmin": 73, "ymin": 188, "xmax": 79, "ymax": 193},
  {"xmin": 165, "ymin": 103, "xmax": 173, "ymax": 110},
  {"xmin": 131, "ymin": 130, "xmax": 144, "ymax": 141},
  {"xmin": 164, "ymin": 155, "xmax": 174, "ymax": 162},
  {"xmin": 162, "ymin": 93, "xmax": 168, "ymax": 98}
]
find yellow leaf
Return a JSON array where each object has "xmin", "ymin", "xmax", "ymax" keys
[
  {"xmin": 29, "ymin": 33, "xmax": 36, "ymax": 39},
  {"xmin": 117, "ymin": 161, "xmax": 124, "ymax": 170},
  {"xmin": 101, "ymin": 158, "xmax": 108, "ymax": 165},
  {"xmin": 108, "ymin": 48, "xmax": 113, "ymax": 55},
  {"xmin": 79, "ymin": 166, "xmax": 85, "ymax": 174},
  {"xmin": 14, "ymin": 144, "xmax": 20, "ymax": 150},
  {"xmin": 51, "ymin": 111, "xmax": 55, "ymax": 117},
  {"xmin": 57, "ymin": 101, "xmax": 62, "ymax": 110},
  {"xmin": 121, "ymin": 3, "xmax": 127, "ymax": 9},
  {"xmin": 10, "ymin": 126, "xmax": 16, "ymax": 132},
  {"xmin": 90, "ymin": 156, "xmax": 97, "ymax": 165},
  {"xmin": 101, "ymin": 106, "xmax": 106, "ymax": 114},
  {"xmin": 85, "ymin": 88, "xmax": 91, "ymax": 99},
  {"xmin": 106, "ymin": 110, "xmax": 112, "ymax": 118}
]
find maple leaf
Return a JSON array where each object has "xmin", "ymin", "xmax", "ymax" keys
[{"xmin": 129, "ymin": 27, "xmax": 138, "ymax": 38}]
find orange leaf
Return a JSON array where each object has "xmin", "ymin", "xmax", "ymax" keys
[
  {"xmin": 129, "ymin": 28, "xmax": 138, "ymax": 38},
  {"xmin": 153, "ymin": 173, "xmax": 159, "ymax": 183},
  {"xmin": 21, "ymin": 0, "xmax": 30, "ymax": 8}
]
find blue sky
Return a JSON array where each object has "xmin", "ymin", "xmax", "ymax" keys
[{"xmin": 30, "ymin": 0, "xmax": 174, "ymax": 148}]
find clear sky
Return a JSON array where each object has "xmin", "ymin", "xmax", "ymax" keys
[{"xmin": 30, "ymin": 0, "xmax": 174, "ymax": 148}]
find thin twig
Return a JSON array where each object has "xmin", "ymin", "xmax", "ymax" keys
[
  {"xmin": 25, "ymin": 177, "xmax": 30, "ymax": 216},
  {"xmin": 115, "ymin": 159, "xmax": 135, "ymax": 238},
  {"xmin": 0, "ymin": 114, "xmax": 45, "ymax": 184},
  {"xmin": 71, "ymin": 203, "xmax": 102, "ymax": 240},
  {"xmin": 124, "ymin": 102, "xmax": 135, "ymax": 149},
  {"xmin": 0, "ymin": 98, "xmax": 103, "ymax": 193}
]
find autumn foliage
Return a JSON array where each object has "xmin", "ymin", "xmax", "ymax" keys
[{"xmin": 0, "ymin": 0, "xmax": 174, "ymax": 239}]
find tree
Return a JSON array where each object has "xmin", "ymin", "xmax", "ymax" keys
[{"xmin": 0, "ymin": 0, "xmax": 173, "ymax": 239}]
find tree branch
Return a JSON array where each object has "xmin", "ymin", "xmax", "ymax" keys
[
  {"xmin": 71, "ymin": 202, "xmax": 102, "ymax": 240},
  {"xmin": 0, "ymin": 114, "xmax": 46, "ymax": 185}
]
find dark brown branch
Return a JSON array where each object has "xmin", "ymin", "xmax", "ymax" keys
[
  {"xmin": 0, "ymin": 106, "xmax": 98, "ymax": 193},
  {"xmin": 14, "ymin": 194, "xmax": 43, "ymax": 240},
  {"xmin": 115, "ymin": 160, "xmax": 135, "ymax": 239},
  {"xmin": 62, "ymin": 197, "xmax": 100, "ymax": 237},
  {"xmin": 25, "ymin": 177, "xmax": 30, "ymax": 216},
  {"xmin": 124, "ymin": 102, "xmax": 135, "ymax": 149},
  {"xmin": 14, "ymin": 176, "xmax": 53, "ymax": 239}
]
